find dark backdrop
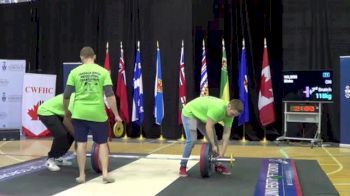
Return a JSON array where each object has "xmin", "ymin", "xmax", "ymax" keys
[
  {"xmin": 283, "ymin": 0, "xmax": 350, "ymax": 142},
  {"xmin": 1, "ymin": 0, "xmax": 345, "ymax": 142}
]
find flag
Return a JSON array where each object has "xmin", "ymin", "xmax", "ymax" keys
[
  {"xmin": 103, "ymin": 42, "xmax": 114, "ymax": 125},
  {"xmin": 104, "ymin": 42, "xmax": 111, "ymax": 72},
  {"xmin": 116, "ymin": 42, "xmax": 130, "ymax": 123},
  {"xmin": 132, "ymin": 41, "xmax": 144, "ymax": 125},
  {"xmin": 258, "ymin": 38, "xmax": 276, "ymax": 126},
  {"xmin": 178, "ymin": 40, "xmax": 187, "ymax": 124},
  {"xmin": 238, "ymin": 39, "xmax": 250, "ymax": 125},
  {"xmin": 200, "ymin": 39, "xmax": 209, "ymax": 96},
  {"xmin": 220, "ymin": 38, "xmax": 230, "ymax": 102},
  {"xmin": 154, "ymin": 41, "xmax": 164, "ymax": 125}
]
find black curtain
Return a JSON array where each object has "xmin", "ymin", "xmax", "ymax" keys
[
  {"xmin": 12, "ymin": 0, "xmax": 350, "ymax": 141},
  {"xmin": 192, "ymin": 0, "xmax": 283, "ymax": 140},
  {"xmin": 0, "ymin": 0, "xmax": 193, "ymax": 139},
  {"xmin": 0, "ymin": 2, "xmax": 36, "ymax": 71},
  {"xmin": 283, "ymin": 0, "xmax": 350, "ymax": 142}
]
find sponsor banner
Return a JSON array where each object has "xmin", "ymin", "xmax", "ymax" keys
[
  {"xmin": 0, "ymin": 59, "xmax": 26, "ymax": 129},
  {"xmin": 340, "ymin": 56, "xmax": 350, "ymax": 145},
  {"xmin": 21, "ymin": 73, "xmax": 56, "ymax": 137},
  {"xmin": 255, "ymin": 159, "xmax": 302, "ymax": 196}
]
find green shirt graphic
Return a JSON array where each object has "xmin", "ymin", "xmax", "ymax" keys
[
  {"xmin": 66, "ymin": 63, "xmax": 112, "ymax": 122},
  {"xmin": 38, "ymin": 94, "xmax": 74, "ymax": 116},
  {"xmin": 182, "ymin": 96, "xmax": 234, "ymax": 128}
]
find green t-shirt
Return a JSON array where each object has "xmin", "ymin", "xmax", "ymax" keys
[
  {"xmin": 38, "ymin": 94, "xmax": 74, "ymax": 116},
  {"xmin": 66, "ymin": 63, "xmax": 112, "ymax": 122},
  {"xmin": 182, "ymin": 96, "xmax": 234, "ymax": 128}
]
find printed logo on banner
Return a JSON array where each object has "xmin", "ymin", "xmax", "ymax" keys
[
  {"xmin": 27, "ymin": 100, "xmax": 44, "ymax": 120},
  {"xmin": 1, "ymin": 61, "xmax": 6, "ymax": 71},
  {"xmin": 345, "ymin": 85, "xmax": 350, "ymax": 99},
  {"xmin": 1, "ymin": 94, "xmax": 21, "ymax": 103},
  {"xmin": 269, "ymin": 158, "xmax": 289, "ymax": 165},
  {"xmin": 2, "ymin": 92, "xmax": 6, "ymax": 102},
  {"xmin": 7, "ymin": 63, "xmax": 25, "ymax": 72},
  {"xmin": 0, "ymin": 79, "xmax": 9, "ymax": 87}
]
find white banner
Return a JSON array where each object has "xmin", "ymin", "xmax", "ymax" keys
[
  {"xmin": 22, "ymin": 73, "xmax": 56, "ymax": 138},
  {"xmin": 0, "ymin": 59, "xmax": 26, "ymax": 129}
]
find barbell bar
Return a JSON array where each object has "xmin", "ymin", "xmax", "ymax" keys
[{"xmin": 86, "ymin": 153, "xmax": 235, "ymax": 162}]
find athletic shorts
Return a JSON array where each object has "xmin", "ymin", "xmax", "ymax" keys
[{"xmin": 72, "ymin": 119, "xmax": 109, "ymax": 144}]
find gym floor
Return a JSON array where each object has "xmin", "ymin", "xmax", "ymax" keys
[{"xmin": 0, "ymin": 139, "xmax": 349, "ymax": 195}]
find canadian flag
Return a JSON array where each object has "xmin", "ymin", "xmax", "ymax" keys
[{"xmin": 258, "ymin": 38, "xmax": 276, "ymax": 126}]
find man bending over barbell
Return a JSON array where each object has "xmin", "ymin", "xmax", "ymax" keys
[{"xmin": 179, "ymin": 96, "xmax": 243, "ymax": 177}]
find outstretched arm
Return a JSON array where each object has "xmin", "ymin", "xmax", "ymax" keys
[
  {"xmin": 206, "ymin": 118, "xmax": 218, "ymax": 154},
  {"xmin": 220, "ymin": 126, "xmax": 231, "ymax": 157},
  {"xmin": 104, "ymin": 85, "xmax": 122, "ymax": 122}
]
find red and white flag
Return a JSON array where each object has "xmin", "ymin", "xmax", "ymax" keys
[
  {"xmin": 178, "ymin": 40, "xmax": 187, "ymax": 124},
  {"xmin": 258, "ymin": 38, "xmax": 276, "ymax": 126},
  {"xmin": 117, "ymin": 41, "xmax": 130, "ymax": 123},
  {"xmin": 104, "ymin": 42, "xmax": 111, "ymax": 72}
]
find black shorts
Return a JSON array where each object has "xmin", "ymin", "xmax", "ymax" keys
[{"xmin": 72, "ymin": 119, "xmax": 109, "ymax": 144}]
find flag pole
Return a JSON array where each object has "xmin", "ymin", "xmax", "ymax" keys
[
  {"xmin": 122, "ymin": 122, "xmax": 128, "ymax": 140},
  {"xmin": 159, "ymin": 125, "xmax": 165, "ymax": 141},
  {"xmin": 138, "ymin": 125, "xmax": 144, "ymax": 140},
  {"xmin": 180, "ymin": 127, "xmax": 185, "ymax": 141},
  {"xmin": 262, "ymin": 126, "xmax": 267, "ymax": 143},
  {"xmin": 242, "ymin": 123, "xmax": 247, "ymax": 143}
]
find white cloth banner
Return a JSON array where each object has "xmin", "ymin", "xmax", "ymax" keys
[
  {"xmin": 0, "ymin": 59, "xmax": 26, "ymax": 129},
  {"xmin": 22, "ymin": 73, "xmax": 56, "ymax": 137}
]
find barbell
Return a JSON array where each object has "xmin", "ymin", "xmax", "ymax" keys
[{"xmin": 89, "ymin": 143, "xmax": 235, "ymax": 178}]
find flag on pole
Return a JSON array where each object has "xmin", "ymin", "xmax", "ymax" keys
[
  {"xmin": 132, "ymin": 41, "xmax": 144, "ymax": 126},
  {"xmin": 238, "ymin": 39, "xmax": 250, "ymax": 125},
  {"xmin": 104, "ymin": 42, "xmax": 111, "ymax": 72},
  {"xmin": 258, "ymin": 38, "xmax": 276, "ymax": 126},
  {"xmin": 103, "ymin": 42, "xmax": 114, "ymax": 123},
  {"xmin": 200, "ymin": 39, "xmax": 209, "ymax": 96},
  {"xmin": 116, "ymin": 41, "xmax": 130, "ymax": 123},
  {"xmin": 220, "ymin": 38, "xmax": 230, "ymax": 102},
  {"xmin": 154, "ymin": 41, "xmax": 164, "ymax": 125},
  {"xmin": 178, "ymin": 40, "xmax": 187, "ymax": 125}
]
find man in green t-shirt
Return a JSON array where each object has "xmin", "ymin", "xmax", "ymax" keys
[
  {"xmin": 179, "ymin": 96, "xmax": 243, "ymax": 177},
  {"xmin": 63, "ymin": 46, "xmax": 122, "ymax": 184},
  {"xmin": 38, "ymin": 94, "xmax": 75, "ymax": 172}
]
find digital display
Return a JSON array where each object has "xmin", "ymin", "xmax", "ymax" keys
[
  {"xmin": 283, "ymin": 70, "xmax": 333, "ymax": 102},
  {"xmin": 288, "ymin": 105, "xmax": 319, "ymax": 113}
]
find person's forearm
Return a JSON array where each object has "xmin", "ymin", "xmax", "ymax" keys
[
  {"xmin": 221, "ymin": 128, "xmax": 231, "ymax": 156},
  {"xmin": 63, "ymin": 99, "xmax": 70, "ymax": 116},
  {"xmin": 63, "ymin": 117, "xmax": 74, "ymax": 136},
  {"xmin": 205, "ymin": 124, "xmax": 216, "ymax": 147},
  {"xmin": 106, "ymin": 95, "xmax": 120, "ymax": 117}
]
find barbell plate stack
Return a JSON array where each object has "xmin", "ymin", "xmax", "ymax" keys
[
  {"xmin": 199, "ymin": 143, "xmax": 212, "ymax": 178},
  {"xmin": 91, "ymin": 143, "xmax": 101, "ymax": 173},
  {"xmin": 113, "ymin": 122, "xmax": 124, "ymax": 138}
]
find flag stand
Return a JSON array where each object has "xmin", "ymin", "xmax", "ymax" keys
[
  {"xmin": 261, "ymin": 127, "xmax": 268, "ymax": 143},
  {"xmin": 241, "ymin": 124, "xmax": 247, "ymax": 143},
  {"xmin": 179, "ymin": 127, "xmax": 185, "ymax": 141},
  {"xmin": 138, "ymin": 126, "xmax": 144, "ymax": 140},
  {"xmin": 180, "ymin": 134, "xmax": 185, "ymax": 141},
  {"xmin": 159, "ymin": 126, "xmax": 165, "ymax": 141},
  {"xmin": 122, "ymin": 122, "xmax": 128, "ymax": 140}
]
